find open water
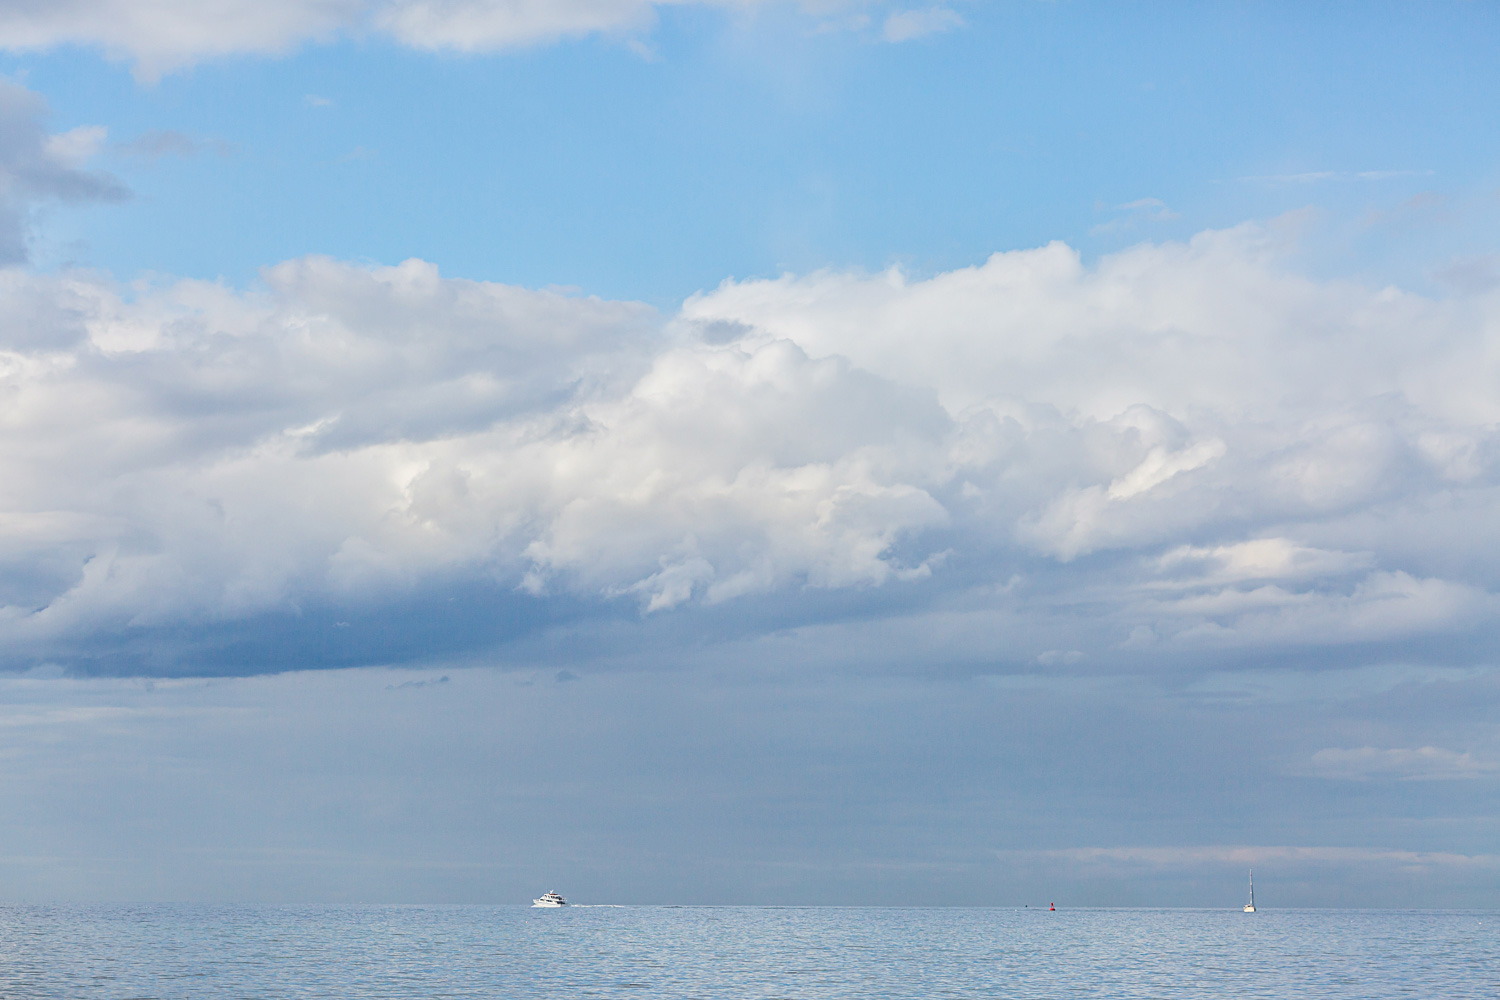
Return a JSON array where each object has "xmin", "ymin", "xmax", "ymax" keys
[{"xmin": 0, "ymin": 905, "xmax": 1494, "ymax": 998}]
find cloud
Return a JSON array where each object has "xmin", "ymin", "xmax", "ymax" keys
[
  {"xmin": 0, "ymin": 82, "xmax": 126, "ymax": 263},
  {"xmin": 881, "ymin": 6, "xmax": 962, "ymax": 42},
  {"xmin": 43, "ymin": 124, "xmax": 108, "ymax": 166},
  {"xmin": 1015, "ymin": 845, "xmax": 1500, "ymax": 870},
  {"xmin": 386, "ymin": 673, "xmax": 449, "ymax": 689},
  {"xmin": 1154, "ymin": 539, "xmax": 1375, "ymax": 586},
  {"xmin": 0, "ymin": 256, "xmax": 949, "ymax": 666},
  {"xmin": 1092, "ymin": 196, "xmax": 1181, "ymax": 235},
  {"xmin": 370, "ymin": 0, "xmax": 671, "ymax": 53},
  {"xmin": 1155, "ymin": 572, "xmax": 1491, "ymax": 649},
  {"xmin": 1238, "ymin": 169, "xmax": 1435, "ymax": 185},
  {"xmin": 1304, "ymin": 746, "xmax": 1500, "ymax": 781},
  {"xmin": 3, "ymin": 221, "xmax": 1500, "ymax": 673},
  {"xmin": 0, "ymin": 1, "xmax": 904, "ymax": 78},
  {"xmin": 0, "ymin": 0, "xmax": 363, "ymax": 79},
  {"xmin": 115, "ymin": 128, "xmax": 231, "ymax": 159},
  {"xmin": 1432, "ymin": 253, "xmax": 1500, "ymax": 295}
]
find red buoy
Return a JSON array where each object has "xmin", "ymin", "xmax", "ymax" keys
[{"xmin": 1049, "ymin": 902, "xmax": 1055, "ymax": 911}]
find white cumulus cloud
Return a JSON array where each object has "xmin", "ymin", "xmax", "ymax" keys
[{"xmin": 2, "ymin": 220, "xmax": 1500, "ymax": 671}]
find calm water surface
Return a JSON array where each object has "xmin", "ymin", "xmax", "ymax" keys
[{"xmin": 1, "ymin": 905, "xmax": 1494, "ymax": 998}]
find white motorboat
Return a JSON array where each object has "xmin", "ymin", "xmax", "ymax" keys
[
  {"xmin": 1243, "ymin": 870, "xmax": 1256, "ymax": 912},
  {"xmin": 533, "ymin": 891, "xmax": 567, "ymax": 907}
]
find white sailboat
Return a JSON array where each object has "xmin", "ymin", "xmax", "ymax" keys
[{"xmin": 1243, "ymin": 869, "xmax": 1256, "ymax": 912}]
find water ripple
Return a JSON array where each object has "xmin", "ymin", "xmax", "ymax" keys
[{"xmin": 0, "ymin": 905, "xmax": 1494, "ymax": 999}]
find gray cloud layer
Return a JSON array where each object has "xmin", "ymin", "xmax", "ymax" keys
[{"xmin": 2, "ymin": 222, "xmax": 1499, "ymax": 676}]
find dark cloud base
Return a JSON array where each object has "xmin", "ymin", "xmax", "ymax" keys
[{"xmin": 21, "ymin": 559, "xmax": 1500, "ymax": 683}]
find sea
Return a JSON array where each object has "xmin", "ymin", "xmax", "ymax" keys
[{"xmin": 1, "ymin": 904, "xmax": 1494, "ymax": 998}]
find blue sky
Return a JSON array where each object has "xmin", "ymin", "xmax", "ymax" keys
[
  {"xmin": 1, "ymin": 0, "xmax": 1499, "ymax": 906},
  {"xmin": 20, "ymin": 1, "xmax": 1500, "ymax": 302}
]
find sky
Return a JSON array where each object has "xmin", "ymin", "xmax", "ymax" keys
[{"xmin": 0, "ymin": 0, "xmax": 1499, "ymax": 907}]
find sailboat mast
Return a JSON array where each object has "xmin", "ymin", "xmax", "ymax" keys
[{"xmin": 1248, "ymin": 869, "xmax": 1255, "ymax": 907}]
